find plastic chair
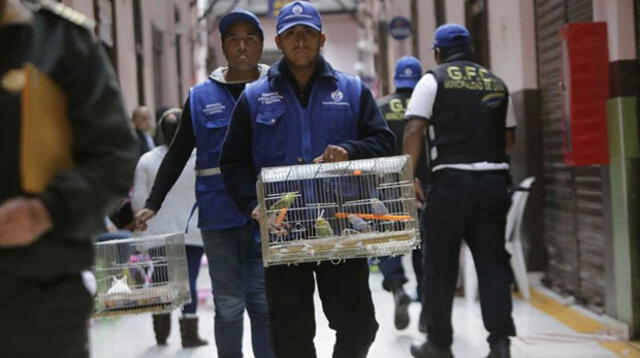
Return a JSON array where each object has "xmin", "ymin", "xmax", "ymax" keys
[{"xmin": 463, "ymin": 176, "xmax": 535, "ymax": 302}]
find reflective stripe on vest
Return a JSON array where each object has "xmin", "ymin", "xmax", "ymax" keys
[{"xmin": 195, "ymin": 167, "xmax": 221, "ymax": 177}]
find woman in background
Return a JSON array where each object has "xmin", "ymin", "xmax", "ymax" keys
[{"xmin": 131, "ymin": 108, "xmax": 208, "ymax": 348}]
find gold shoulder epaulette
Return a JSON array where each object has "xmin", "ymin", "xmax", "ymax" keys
[{"xmin": 32, "ymin": 0, "xmax": 95, "ymax": 30}]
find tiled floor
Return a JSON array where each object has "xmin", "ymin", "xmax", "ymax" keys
[{"xmin": 90, "ymin": 260, "xmax": 622, "ymax": 358}]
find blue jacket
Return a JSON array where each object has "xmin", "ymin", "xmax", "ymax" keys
[
  {"xmin": 188, "ymin": 77, "xmax": 250, "ymax": 230},
  {"xmin": 220, "ymin": 57, "xmax": 395, "ymax": 217}
]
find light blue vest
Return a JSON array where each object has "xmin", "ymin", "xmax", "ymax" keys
[{"xmin": 189, "ymin": 79, "xmax": 248, "ymax": 230}]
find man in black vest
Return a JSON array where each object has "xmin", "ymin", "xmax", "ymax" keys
[
  {"xmin": 404, "ymin": 24, "xmax": 517, "ymax": 358},
  {"xmin": 376, "ymin": 55, "xmax": 427, "ymax": 331},
  {"xmin": 0, "ymin": 1, "xmax": 138, "ymax": 357}
]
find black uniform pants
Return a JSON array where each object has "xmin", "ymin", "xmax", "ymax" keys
[
  {"xmin": 265, "ymin": 258, "xmax": 378, "ymax": 358},
  {"xmin": 0, "ymin": 273, "xmax": 92, "ymax": 358},
  {"xmin": 422, "ymin": 169, "xmax": 516, "ymax": 347}
]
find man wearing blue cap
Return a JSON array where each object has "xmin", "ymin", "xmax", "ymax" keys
[
  {"xmin": 221, "ymin": 1, "xmax": 395, "ymax": 357},
  {"xmin": 135, "ymin": 8, "xmax": 275, "ymax": 357},
  {"xmin": 404, "ymin": 24, "xmax": 517, "ymax": 358},
  {"xmin": 376, "ymin": 55, "xmax": 427, "ymax": 331}
]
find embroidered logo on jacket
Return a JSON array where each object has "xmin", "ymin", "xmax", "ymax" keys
[
  {"xmin": 203, "ymin": 103, "xmax": 226, "ymax": 115},
  {"xmin": 322, "ymin": 89, "xmax": 349, "ymax": 106},
  {"xmin": 258, "ymin": 92, "xmax": 285, "ymax": 104},
  {"xmin": 331, "ymin": 89, "xmax": 344, "ymax": 102}
]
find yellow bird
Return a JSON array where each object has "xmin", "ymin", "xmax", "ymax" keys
[
  {"xmin": 269, "ymin": 192, "xmax": 297, "ymax": 211},
  {"xmin": 314, "ymin": 210, "xmax": 334, "ymax": 237}
]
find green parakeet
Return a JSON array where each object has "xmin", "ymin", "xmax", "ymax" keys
[
  {"xmin": 269, "ymin": 192, "xmax": 297, "ymax": 211},
  {"xmin": 315, "ymin": 217, "xmax": 334, "ymax": 237}
]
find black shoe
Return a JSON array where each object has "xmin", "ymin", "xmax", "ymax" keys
[
  {"xmin": 486, "ymin": 340, "xmax": 510, "ymax": 358},
  {"xmin": 410, "ymin": 341, "xmax": 454, "ymax": 358},
  {"xmin": 393, "ymin": 287, "xmax": 411, "ymax": 330}
]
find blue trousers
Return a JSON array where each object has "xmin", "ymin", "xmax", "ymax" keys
[
  {"xmin": 182, "ymin": 245, "xmax": 204, "ymax": 314},
  {"xmin": 378, "ymin": 246, "xmax": 423, "ymax": 298},
  {"xmin": 202, "ymin": 223, "xmax": 275, "ymax": 358},
  {"xmin": 378, "ymin": 206, "xmax": 425, "ymax": 300}
]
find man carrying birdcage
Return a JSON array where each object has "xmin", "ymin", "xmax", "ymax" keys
[
  {"xmin": 135, "ymin": 9, "xmax": 275, "ymax": 358},
  {"xmin": 220, "ymin": 2, "xmax": 395, "ymax": 357}
]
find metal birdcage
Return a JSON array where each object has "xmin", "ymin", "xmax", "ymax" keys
[
  {"xmin": 92, "ymin": 233, "xmax": 190, "ymax": 317},
  {"xmin": 257, "ymin": 155, "xmax": 420, "ymax": 267}
]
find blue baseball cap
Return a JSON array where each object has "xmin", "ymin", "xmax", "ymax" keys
[
  {"xmin": 219, "ymin": 9, "xmax": 264, "ymax": 39},
  {"xmin": 394, "ymin": 56, "xmax": 422, "ymax": 89},
  {"xmin": 276, "ymin": 1, "xmax": 322, "ymax": 35},
  {"xmin": 432, "ymin": 23, "xmax": 471, "ymax": 49}
]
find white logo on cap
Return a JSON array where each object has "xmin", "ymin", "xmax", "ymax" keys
[
  {"xmin": 293, "ymin": 5, "xmax": 303, "ymax": 15},
  {"xmin": 404, "ymin": 67, "xmax": 413, "ymax": 76},
  {"xmin": 331, "ymin": 89, "xmax": 344, "ymax": 102}
]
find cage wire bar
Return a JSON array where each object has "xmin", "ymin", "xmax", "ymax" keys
[
  {"xmin": 257, "ymin": 155, "xmax": 420, "ymax": 267},
  {"xmin": 92, "ymin": 233, "xmax": 190, "ymax": 317}
]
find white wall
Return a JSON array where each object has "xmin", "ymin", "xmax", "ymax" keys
[
  {"xmin": 416, "ymin": 0, "xmax": 437, "ymax": 70},
  {"xmin": 384, "ymin": 0, "xmax": 413, "ymax": 88},
  {"xmin": 115, "ymin": 0, "xmax": 139, "ymax": 112},
  {"xmin": 593, "ymin": 0, "xmax": 637, "ymax": 62},
  {"xmin": 321, "ymin": 14, "xmax": 360, "ymax": 74},
  {"xmin": 487, "ymin": 0, "xmax": 537, "ymax": 91},
  {"xmin": 445, "ymin": 0, "xmax": 465, "ymax": 25},
  {"xmin": 64, "ymin": 0, "xmax": 94, "ymax": 19}
]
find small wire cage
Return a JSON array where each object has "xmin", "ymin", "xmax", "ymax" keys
[
  {"xmin": 257, "ymin": 155, "xmax": 420, "ymax": 266},
  {"xmin": 92, "ymin": 233, "xmax": 190, "ymax": 317}
]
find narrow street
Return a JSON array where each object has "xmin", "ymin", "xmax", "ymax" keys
[{"xmin": 90, "ymin": 260, "xmax": 625, "ymax": 358}]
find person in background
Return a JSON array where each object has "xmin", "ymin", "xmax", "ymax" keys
[
  {"xmin": 132, "ymin": 108, "xmax": 208, "ymax": 348},
  {"xmin": 0, "ymin": 1, "xmax": 138, "ymax": 357},
  {"xmin": 135, "ymin": 9, "xmax": 275, "ymax": 358},
  {"xmin": 153, "ymin": 105, "xmax": 170, "ymax": 144},
  {"xmin": 404, "ymin": 23, "xmax": 517, "ymax": 358},
  {"xmin": 376, "ymin": 55, "xmax": 427, "ymax": 332},
  {"xmin": 220, "ymin": 2, "xmax": 395, "ymax": 357},
  {"xmin": 133, "ymin": 105, "xmax": 156, "ymax": 156}
]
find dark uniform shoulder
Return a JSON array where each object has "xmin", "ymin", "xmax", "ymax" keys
[
  {"xmin": 376, "ymin": 93, "xmax": 394, "ymax": 107},
  {"xmin": 25, "ymin": 0, "xmax": 95, "ymax": 31},
  {"xmin": 377, "ymin": 91, "xmax": 409, "ymax": 107}
]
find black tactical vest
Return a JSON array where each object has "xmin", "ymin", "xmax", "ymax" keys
[
  {"xmin": 427, "ymin": 55, "xmax": 509, "ymax": 167},
  {"xmin": 377, "ymin": 89, "xmax": 430, "ymax": 185},
  {"xmin": 377, "ymin": 90, "xmax": 412, "ymax": 156}
]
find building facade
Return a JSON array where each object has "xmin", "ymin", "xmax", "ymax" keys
[{"xmin": 59, "ymin": 0, "xmax": 206, "ymax": 114}]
